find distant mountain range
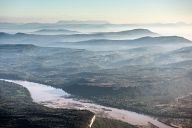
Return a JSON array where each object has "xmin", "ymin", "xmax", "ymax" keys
[
  {"xmin": 0, "ymin": 28, "xmax": 159, "ymax": 42},
  {"xmin": 56, "ymin": 20, "xmax": 110, "ymax": 24},
  {"xmin": 91, "ymin": 29, "xmax": 159, "ymax": 38},
  {"xmin": 61, "ymin": 36, "xmax": 192, "ymax": 45},
  {"xmin": 0, "ymin": 29, "xmax": 191, "ymax": 48},
  {"xmin": 0, "ymin": 20, "xmax": 191, "ymax": 29},
  {"xmin": 0, "ymin": 21, "xmax": 111, "ymax": 29},
  {"xmin": 33, "ymin": 29, "xmax": 80, "ymax": 35}
]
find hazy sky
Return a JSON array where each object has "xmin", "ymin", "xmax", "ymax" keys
[{"xmin": 0, "ymin": 0, "xmax": 191, "ymax": 23}]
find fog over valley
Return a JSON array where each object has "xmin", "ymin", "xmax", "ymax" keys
[{"xmin": 0, "ymin": 20, "xmax": 192, "ymax": 128}]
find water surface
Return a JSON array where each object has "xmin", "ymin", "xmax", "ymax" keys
[{"xmin": 2, "ymin": 79, "xmax": 173, "ymax": 128}]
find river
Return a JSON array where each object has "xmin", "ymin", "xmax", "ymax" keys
[{"xmin": 1, "ymin": 79, "xmax": 173, "ymax": 128}]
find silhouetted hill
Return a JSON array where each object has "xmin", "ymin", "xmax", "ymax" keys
[
  {"xmin": 0, "ymin": 29, "xmax": 160, "ymax": 44},
  {"xmin": 0, "ymin": 44, "xmax": 36, "ymax": 49},
  {"xmin": 64, "ymin": 36, "xmax": 192, "ymax": 45},
  {"xmin": 95, "ymin": 29, "xmax": 158, "ymax": 36},
  {"xmin": 34, "ymin": 29, "xmax": 80, "ymax": 35},
  {"xmin": 57, "ymin": 20, "xmax": 110, "ymax": 24}
]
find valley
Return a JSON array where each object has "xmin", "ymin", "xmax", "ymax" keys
[{"xmin": 0, "ymin": 25, "xmax": 192, "ymax": 128}]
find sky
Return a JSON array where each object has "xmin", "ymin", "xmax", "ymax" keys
[{"xmin": 0, "ymin": 0, "xmax": 192, "ymax": 23}]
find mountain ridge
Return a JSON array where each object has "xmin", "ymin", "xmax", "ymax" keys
[
  {"xmin": 61, "ymin": 36, "xmax": 192, "ymax": 45},
  {"xmin": 33, "ymin": 29, "xmax": 80, "ymax": 35},
  {"xmin": 0, "ymin": 28, "xmax": 158, "ymax": 37}
]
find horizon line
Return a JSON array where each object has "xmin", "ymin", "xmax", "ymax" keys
[{"xmin": 0, "ymin": 20, "xmax": 191, "ymax": 25}]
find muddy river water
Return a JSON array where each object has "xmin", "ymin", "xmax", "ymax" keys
[{"xmin": 1, "ymin": 79, "xmax": 173, "ymax": 128}]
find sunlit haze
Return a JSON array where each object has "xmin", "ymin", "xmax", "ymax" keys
[{"xmin": 0, "ymin": 0, "xmax": 192, "ymax": 23}]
